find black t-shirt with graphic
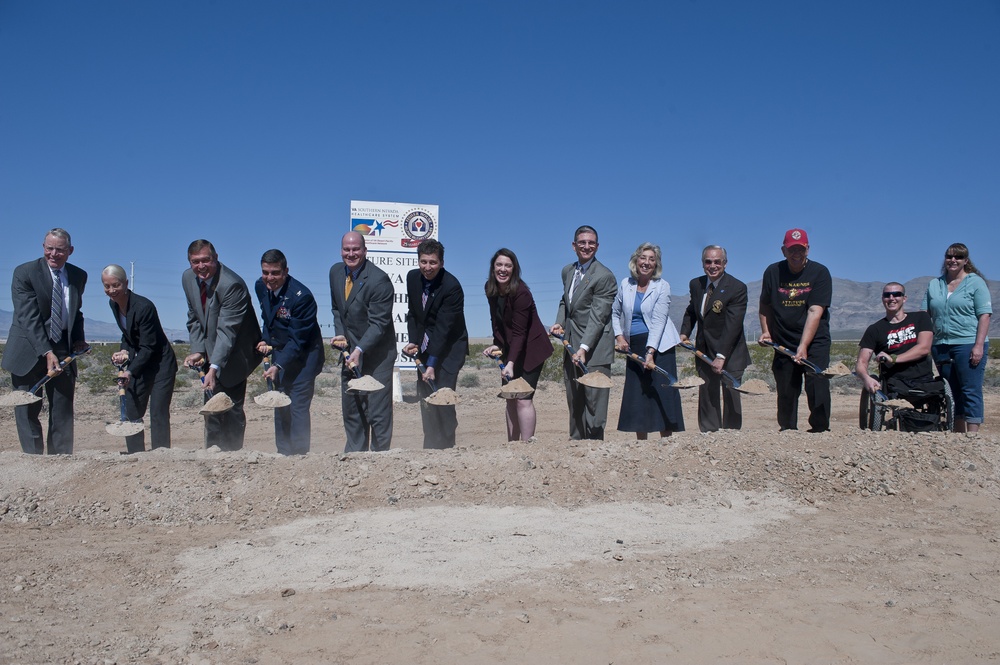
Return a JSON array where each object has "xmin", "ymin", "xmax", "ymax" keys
[
  {"xmin": 760, "ymin": 259, "xmax": 832, "ymax": 351},
  {"xmin": 859, "ymin": 311, "xmax": 934, "ymax": 383}
]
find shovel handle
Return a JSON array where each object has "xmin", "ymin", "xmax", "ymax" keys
[
  {"xmin": 615, "ymin": 348, "xmax": 677, "ymax": 385},
  {"xmin": 761, "ymin": 341, "xmax": 824, "ymax": 374},
  {"xmin": 486, "ymin": 351, "xmax": 510, "ymax": 384},
  {"xmin": 401, "ymin": 352, "xmax": 439, "ymax": 392},
  {"xmin": 262, "ymin": 360, "xmax": 277, "ymax": 392},
  {"xmin": 678, "ymin": 341, "xmax": 742, "ymax": 389},
  {"xmin": 27, "ymin": 346, "xmax": 91, "ymax": 395},
  {"xmin": 550, "ymin": 333, "xmax": 593, "ymax": 374}
]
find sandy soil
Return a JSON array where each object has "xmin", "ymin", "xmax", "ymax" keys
[{"xmin": 1, "ymin": 367, "xmax": 999, "ymax": 664}]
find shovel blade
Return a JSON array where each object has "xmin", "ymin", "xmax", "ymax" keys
[
  {"xmin": 0, "ymin": 391, "xmax": 42, "ymax": 407},
  {"xmin": 425, "ymin": 387, "xmax": 459, "ymax": 406},
  {"xmin": 347, "ymin": 375, "xmax": 384, "ymax": 392},
  {"xmin": 576, "ymin": 372, "xmax": 613, "ymax": 389},
  {"xmin": 254, "ymin": 391, "xmax": 292, "ymax": 408},
  {"xmin": 106, "ymin": 420, "xmax": 145, "ymax": 437},
  {"xmin": 498, "ymin": 377, "xmax": 535, "ymax": 400},
  {"xmin": 199, "ymin": 392, "xmax": 234, "ymax": 415}
]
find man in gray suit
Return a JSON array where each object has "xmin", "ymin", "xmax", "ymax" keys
[
  {"xmin": 329, "ymin": 231, "xmax": 396, "ymax": 452},
  {"xmin": 182, "ymin": 239, "xmax": 261, "ymax": 450},
  {"xmin": 550, "ymin": 225, "xmax": 617, "ymax": 440},
  {"xmin": 3, "ymin": 229, "xmax": 88, "ymax": 454}
]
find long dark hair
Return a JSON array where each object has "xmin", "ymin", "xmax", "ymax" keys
[
  {"xmin": 485, "ymin": 248, "xmax": 524, "ymax": 298},
  {"xmin": 941, "ymin": 242, "xmax": 985, "ymax": 278}
]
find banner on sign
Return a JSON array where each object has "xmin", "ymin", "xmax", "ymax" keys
[{"xmin": 349, "ymin": 201, "xmax": 439, "ymax": 367}]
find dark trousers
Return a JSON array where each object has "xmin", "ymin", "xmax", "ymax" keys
[
  {"xmin": 341, "ymin": 351, "xmax": 394, "ymax": 453},
  {"xmin": 12, "ymin": 360, "xmax": 75, "ymax": 455},
  {"xmin": 563, "ymin": 353, "xmax": 611, "ymax": 440},
  {"xmin": 696, "ymin": 363, "xmax": 744, "ymax": 433},
  {"xmin": 417, "ymin": 364, "xmax": 459, "ymax": 449},
  {"xmin": 125, "ymin": 367, "xmax": 176, "ymax": 453},
  {"xmin": 204, "ymin": 379, "xmax": 247, "ymax": 451},
  {"xmin": 772, "ymin": 352, "xmax": 831, "ymax": 431},
  {"xmin": 273, "ymin": 368, "xmax": 317, "ymax": 455}
]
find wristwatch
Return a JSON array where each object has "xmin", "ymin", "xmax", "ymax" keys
[{"xmin": 715, "ymin": 353, "xmax": 726, "ymax": 360}]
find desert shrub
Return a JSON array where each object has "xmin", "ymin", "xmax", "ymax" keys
[{"xmin": 458, "ymin": 371, "xmax": 480, "ymax": 388}]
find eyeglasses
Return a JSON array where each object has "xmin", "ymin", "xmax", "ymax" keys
[
  {"xmin": 703, "ymin": 259, "xmax": 725, "ymax": 265},
  {"xmin": 944, "ymin": 254, "xmax": 965, "ymax": 260},
  {"xmin": 574, "ymin": 241, "xmax": 597, "ymax": 248},
  {"xmin": 882, "ymin": 291, "xmax": 905, "ymax": 298}
]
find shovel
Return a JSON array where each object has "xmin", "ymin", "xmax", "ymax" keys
[
  {"xmin": 331, "ymin": 338, "xmax": 385, "ymax": 392},
  {"xmin": 550, "ymin": 333, "xmax": 613, "ymax": 389},
  {"xmin": 189, "ymin": 363, "xmax": 234, "ymax": 415},
  {"xmin": 402, "ymin": 352, "xmax": 458, "ymax": 406},
  {"xmin": 614, "ymin": 348, "xmax": 689, "ymax": 387},
  {"xmin": 760, "ymin": 341, "xmax": 851, "ymax": 378},
  {"xmin": 486, "ymin": 350, "xmax": 534, "ymax": 399},
  {"xmin": 105, "ymin": 361, "xmax": 144, "ymax": 437},
  {"xmin": 676, "ymin": 341, "xmax": 767, "ymax": 394},
  {"xmin": 253, "ymin": 352, "xmax": 292, "ymax": 408},
  {"xmin": 0, "ymin": 346, "xmax": 91, "ymax": 407}
]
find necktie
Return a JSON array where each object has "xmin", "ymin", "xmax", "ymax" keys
[
  {"xmin": 569, "ymin": 267, "xmax": 583, "ymax": 300},
  {"xmin": 702, "ymin": 281, "xmax": 715, "ymax": 316},
  {"xmin": 49, "ymin": 269, "xmax": 63, "ymax": 340},
  {"xmin": 199, "ymin": 280, "xmax": 208, "ymax": 312},
  {"xmin": 345, "ymin": 274, "xmax": 353, "ymax": 300},
  {"xmin": 421, "ymin": 285, "xmax": 432, "ymax": 351}
]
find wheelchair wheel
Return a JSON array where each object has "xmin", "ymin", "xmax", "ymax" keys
[
  {"xmin": 941, "ymin": 379, "xmax": 955, "ymax": 432},
  {"xmin": 859, "ymin": 391, "xmax": 883, "ymax": 430}
]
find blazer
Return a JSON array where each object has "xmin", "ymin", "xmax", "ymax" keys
[
  {"xmin": 2, "ymin": 258, "xmax": 87, "ymax": 376},
  {"xmin": 329, "ymin": 259, "xmax": 396, "ymax": 363},
  {"xmin": 405, "ymin": 268, "xmax": 468, "ymax": 374},
  {"xmin": 255, "ymin": 275, "xmax": 324, "ymax": 377},
  {"xmin": 111, "ymin": 291, "xmax": 177, "ymax": 380},
  {"xmin": 680, "ymin": 271, "xmax": 751, "ymax": 372},
  {"xmin": 489, "ymin": 283, "xmax": 553, "ymax": 373},
  {"xmin": 555, "ymin": 258, "xmax": 617, "ymax": 366},
  {"xmin": 611, "ymin": 277, "xmax": 681, "ymax": 352},
  {"xmin": 182, "ymin": 261, "xmax": 262, "ymax": 387}
]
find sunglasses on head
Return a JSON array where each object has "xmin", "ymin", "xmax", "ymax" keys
[{"xmin": 882, "ymin": 291, "xmax": 905, "ymax": 298}]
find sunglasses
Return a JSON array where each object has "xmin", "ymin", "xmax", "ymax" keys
[
  {"xmin": 944, "ymin": 254, "xmax": 966, "ymax": 260},
  {"xmin": 882, "ymin": 291, "xmax": 905, "ymax": 298}
]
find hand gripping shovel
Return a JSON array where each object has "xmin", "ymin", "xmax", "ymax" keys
[
  {"xmin": 0, "ymin": 346, "xmax": 91, "ymax": 407},
  {"xmin": 402, "ymin": 352, "xmax": 458, "ymax": 406},
  {"xmin": 486, "ymin": 350, "xmax": 534, "ymax": 399},
  {"xmin": 550, "ymin": 333, "xmax": 613, "ymax": 389},
  {"xmin": 330, "ymin": 338, "xmax": 384, "ymax": 392},
  {"xmin": 677, "ymin": 341, "xmax": 768, "ymax": 395},
  {"xmin": 760, "ymin": 341, "xmax": 852, "ymax": 378},
  {"xmin": 190, "ymin": 363, "xmax": 233, "ymax": 415},
  {"xmin": 105, "ymin": 361, "xmax": 144, "ymax": 436},
  {"xmin": 614, "ymin": 348, "xmax": 696, "ymax": 388},
  {"xmin": 253, "ymin": 348, "xmax": 292, "ymax": 408}
]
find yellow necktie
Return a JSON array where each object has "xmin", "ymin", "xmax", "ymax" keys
[{"xmin": 345, "ymin": 274, "xmax": 353, "ymax": 300}]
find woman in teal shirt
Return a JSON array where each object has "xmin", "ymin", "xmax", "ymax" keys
[{"xmin": 922, "ymin": 243, "xmax": 992, "ymax": 435}]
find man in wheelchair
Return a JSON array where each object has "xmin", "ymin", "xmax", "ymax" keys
[{"xmin": 855, "ymin": 282, "xmax": 954, "ymax": 431}]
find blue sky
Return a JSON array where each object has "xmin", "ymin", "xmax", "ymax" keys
[{"xmin": 2, "ymin": 0, "xmax": 998, "ymax": 337}]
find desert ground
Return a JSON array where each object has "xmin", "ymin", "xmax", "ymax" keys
[{"xmin": 1, "ymin": 363, "xmax": 999, "ymax": 665}]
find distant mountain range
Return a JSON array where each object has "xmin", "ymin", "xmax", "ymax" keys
[{"xmin": 1, "ymin": 275, "xmax": 997, "ymax": 342}]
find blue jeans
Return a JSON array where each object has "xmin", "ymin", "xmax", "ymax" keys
[{"xmin": 932, "ymin": 341, "xmax": 989, "ymax": 424}]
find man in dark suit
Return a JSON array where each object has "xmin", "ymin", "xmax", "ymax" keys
[
  {"xmin": 2, "ymin": 228, "xmax": 88, "ymax": 454},
  {"xmin": 182, "ymin": 239, "xmax": 261, "ymax": 451},
  {"xmin": 329, "ymin": 231, "xmax": 395, "ymax": 452},
  {"xmin": 402, "ymin": 239, "xmax": 468, "ymax": 449},
  {"xmin": 549, "ymin": 225, "xmax": 617, "ymax": 440},
  {"xmin": 255, "ymin": 248, "xmax": 325, "ymax": 455},
  {"xmin": 680, "ymin": 245, "xmax": 751, "ymax": 432}
]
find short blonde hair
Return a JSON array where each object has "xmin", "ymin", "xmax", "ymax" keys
[{"xmin": 628, "ymin": 243, "xmax": 662, "ymax": 281}]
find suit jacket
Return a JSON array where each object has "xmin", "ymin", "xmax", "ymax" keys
[
  {"xmin": 2, "ymin": 258, "xmax": 87, "ymax": 376},
  {"xmin": 183, "ymin": 261, "xmax": 261, "ymax": 387},
  {"xmin": 111, "ymin": 291, "xmax": 177, "ymax": 380},
  {"xmin": 329, "ymin": 259, "xmax": 396, "ymax": 365},
  {"xmin": 555, "ymin": 258, "xmax": 617, "ymax": 366},
  {"xmin": 680, "ymin": 272, "xmax": 751, "ymax": 372},
  {"xmin": 255, "ymin": 275, "xmax": 324, "ymax": 378},
  {"xmin": 489, "ymin": 284, "xmax": 552, "ymax": 372},
  {"xmin": 405, "ymin": 269, "xmax": 468, "ymax": 375},
  {"xmin": 611, "ymin": 277, "xmax": 681, "ymax": 352}
]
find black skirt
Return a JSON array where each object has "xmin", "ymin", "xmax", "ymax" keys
[{"xmin": 617, "ymin": 333, "xmax": 685, "ymax": 433}]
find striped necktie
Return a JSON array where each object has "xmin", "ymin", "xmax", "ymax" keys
[{"xmin": 49, "ymin": 269, "xmax": 64, "ymax": 341}]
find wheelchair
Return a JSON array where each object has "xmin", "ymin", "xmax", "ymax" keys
[{"xmin": 859, "ymin": 372, "xmax": 954, "ymax": 432}]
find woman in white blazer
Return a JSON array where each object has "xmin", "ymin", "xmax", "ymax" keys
[{"xmin": 612, "ymin": 242, "xmax": 685, "ymax": 438}]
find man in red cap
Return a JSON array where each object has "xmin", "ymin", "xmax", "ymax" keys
[{"xmin": 758, "ymin": 228, "xmax": 833, "ymax": 432}]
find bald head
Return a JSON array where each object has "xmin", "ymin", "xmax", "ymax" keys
[{"xmin": 341, "ymin": 231, "xmax": 367, "ymax": 271}]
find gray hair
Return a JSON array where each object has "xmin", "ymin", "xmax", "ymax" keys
[
  {"xmin": 102, "ymin": 264, "xmax": 128, "ymax": 283},
  {"xmin": 45, "ymin": 228, "xmax": 72, "ymax": 245},
  {"xmin": 701, "ymin": 245, "xmax": 728, "ymax": 262}
]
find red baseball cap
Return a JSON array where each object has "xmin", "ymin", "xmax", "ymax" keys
[{"xmin": 783, "ymin": 228, "xmax": 809, "ymax": 248}]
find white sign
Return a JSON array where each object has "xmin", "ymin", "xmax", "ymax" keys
[{"xmin": 350, "ymin": 201, "xmax": 439, "ymax": 366}]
